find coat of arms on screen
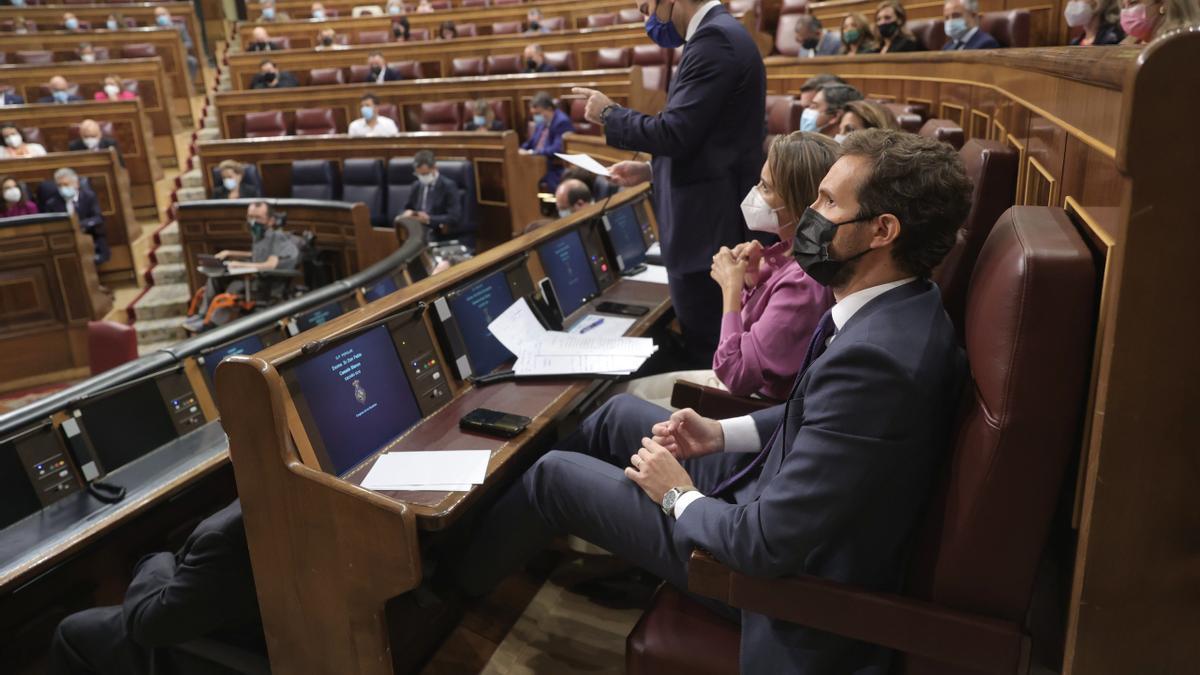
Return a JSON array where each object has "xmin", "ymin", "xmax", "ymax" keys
[{"xmin": 353, "ymin": 379, "xmax": 367, "ymax": 404}]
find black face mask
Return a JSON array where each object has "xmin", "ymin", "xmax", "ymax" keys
[
  {"xmin": 791, "ymin": 207, "xmax": 877, "ymax": 286},
  {"xmin": 877, "ymin": 21, "xmax": 899, "ymax": 38},
  {"xmin": 263, "ymin": 71, "xmax": 277, "ymax": 82},
  {"xmin": 529, "ymin": 21, "xmax": 540, "ymax": 31},
  {"xmin": 370, "ymin": 65, "xmax": 382, "ymax": 77},
  {"xmin": 321, "ymin": 36, "xmax": 334, "ymax": 46},
  {"xmin": 801, "ymin": 36, "xmax": 819, "ymax": 50},
  {"xmin": 526, "ymin": 58, "xmax": 540, "ymax": 71}
]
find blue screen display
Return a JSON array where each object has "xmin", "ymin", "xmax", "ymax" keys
[
  {"xmin": 604, "ymin": 204, "xmax": 647, "ymax": 272},
  {"xmin": 364, "ymin": 276, "xmax": 399, "ymax": 302},
  {"xmin": 537, "ymin": 229, "xmax": 599, "ymax": 315},
  {"xmin": 292, "ymin": 325, "xmax": 422, "ymax": 476},
  {"xmin": 448, "ymin": 271, "xmax": 515, "ymax": 375},
  {"xmin": 296, "ymin": 301, "xmax": 346, "ymax": 331},
  {"xmin": 203, "ymin": 334, "xmax": 266, "ymax": 383}
]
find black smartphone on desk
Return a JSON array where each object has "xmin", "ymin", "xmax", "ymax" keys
[
  {"xmin": 459, "ymin": 408, "xmax": 532, "ymax": 438},
  {"xmin": 595, "ymin": 301, "xmax": 649, "ymax": 317}
]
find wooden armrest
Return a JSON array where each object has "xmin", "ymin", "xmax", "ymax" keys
[
  {"xmin": 687, "ymin": 551, "xmax": 1028, "ymax": 675},
  {"xmin": 669, "ymin": 380, "xmax": 774, "ymax": 418}
]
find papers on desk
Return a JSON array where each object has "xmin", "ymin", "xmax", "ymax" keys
[
  {"xmin": 627, "ymin": 264, "xmax": 669, "ymax": 285},
  {"xmin": 361, "ymin": 450, "xmax": 491, "ymax": 492},
  {"xmin": 488, "ymin": 298, "xmax": 656, "ymax": 376},
  {"xmin": 553, "ymin": 152, "xmax": 611, "ymax": 177},
  {"xmin": 568, "ymin": 314, "xmax": 636, "ymax": 338}
]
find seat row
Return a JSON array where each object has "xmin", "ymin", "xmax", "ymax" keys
[
  {"xmin": 773, "ymin": 4, "xmax": 1032, "ymax": 53},
  {"xmin": 296, "ymin": 49, "xmax": 576, "ymax": 85},
  {"xmin": 0, "ymin": 15, "xmax": 187, "ymax": 32},
  {"xmin": 0, "ymin": 43, "xmax": 161, "ymax": 65}
]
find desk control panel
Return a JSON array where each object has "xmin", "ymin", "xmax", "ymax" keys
[
  {"xmin": 392, "ymin": 315, "xmax": 452, "ymax": 416},
  {"xmin": 157, "ymin": 370, "xmax": 207, "ymax": 434},
  {"xmin": 581, "ymin": 220, "xmax": 617, "ymax": 292}
]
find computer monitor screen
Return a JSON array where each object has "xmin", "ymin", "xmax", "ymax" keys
[
  {"xmin": 364, "ymin": 275, "xmax": 399, "ymax": 302},
  {"xmin": 202, "ymin": 334, "xmax": 266, "ymax": 384},
  {"xmin": 0, "ymin": 434, "xmax": 43, "ymax": 530},
  {"xmin": 77, "ymin": 378, "xmax": 178, "ymax": 473},
  {"xmin": 603, "ymin": 203, "xmax": 647, "ymax": 272},
  {"xmin": 537, "ymin": 229, "xmax": 600, "ymax": 315},
  {"xmin": 447, "ymin": 270, "xmax": 515, "ymax": 375},
  {"xmin": 290, "ymin": 325, "xmax": 423, "ymax": 476},
  {"xmin": 295, "ymin": 301, "xmax": 346, "ymax": 331}
]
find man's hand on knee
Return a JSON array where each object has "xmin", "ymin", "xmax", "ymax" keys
[
  {"xmin": 625, "ymin": 437, "xmax": 695, "ymax": 506},
  {"xmin": 650, "ymin": 408, "xmax": 724, "ymax": 459}
]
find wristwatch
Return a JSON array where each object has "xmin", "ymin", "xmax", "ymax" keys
[
  {"xmin": 600, "ymin": 103, "xmax": 620, "ymax": 126},
  {"xmin": 662, "ymin": 486, "xmax": 696, "ymax": 517}
]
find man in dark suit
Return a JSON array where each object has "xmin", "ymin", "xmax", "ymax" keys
[
  {"xmin": 0, "ymin": 89, "xmax": 25, "ymax": 106},
  {"xmin": 519, "ymin": 91, "xmax": 573, "ymax": 192},
  {"xmin": 401, "ymin": 149, "xmax": 464, "ymax": 242},
  {"xmin": 42, "ymin": 168, "xmax": 109, "ymax": 265},
  {"xmin": 455, "ymin": 130, "xmax": 972, "ymax": 673},
  {"xmin": 47, "ymin": 500, "xmax": 264, "ymax": 675},
  {"xmin": 366, "ymin": 50, "xmax": 403, "ymax": 83},
  {"xmin": 573, "ymin": 0, "xmax": 765, "ymax": 362},
  {"xmin": 941, "ymin": 0, "xmax": 1001, "ymax": 49},
  {"xmin": 249, "ymin": 59, "xmax": 299, "ymax": 89},
  {"xmin": 38, "ymin": 76, "xmax": 84, "ymax": 104},
  {"xmin": 67, "ymin": 119, "xmax": 124, "ymax": 168},
  {"xmin": 523, "ymin": 43, "xmax": 556, "ymax": 73}
]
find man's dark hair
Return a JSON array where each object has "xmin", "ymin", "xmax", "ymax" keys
[
  {"xmin": 818, "ymin": 83, "xmax": 864, "ymax": 115},
  {"xmin": 259, "ymin": 58, "xmax": 276, "ymax": 68},
  {"xmin": 561, "ymin": 166, "xmax": 597, "ymax": 192},
  {"xmin": 800, "ymin": 73, "xmax": 845, "ymax": 92},
  {"xmin": 367, "ymin": 50, "xmax": 385, "ymax": 59},
  {"xmin": 360, "ymin": 92, "xmax": 380, "ymax": 105},
  {"xmin": 249, "ymin": 200, "xmax": 279, "ymax": 222},
  {"xmin": 563, "ymin": 179, "xmax": 592, "ymax": 206},
  {"xmin": 531, "ymin": 91, "xmax": 554, "ymax": 110},
  {"xmin": 794, "ymin": 14, "xmax": 823, "ymax": 32},
  {"xmin": 413, "ymin": 149, "xmax": 436, "ymax": 168},
  {"xmin": 840, "ymin": 129, "xmax": 972, "ymax": 278}
]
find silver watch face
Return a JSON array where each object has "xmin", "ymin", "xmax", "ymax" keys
[{"xmin": 662, "ymin": 488, "xmax": 678, "ymax": 514}]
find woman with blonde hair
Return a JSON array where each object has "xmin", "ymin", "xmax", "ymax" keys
[
  {"xmin": 836, "ymin": 99, "xmax": 901, "ymax": 142},
  {"xmin": 841, "ymin": 12, "xmax": 880, "ymax": 54},
  {"xmin": 875, "ymin": 0, "xmax": 922, "ymax": 52},
  {"xmin": 94, "ymin": 74, "xmax": 136, "ymax": 101}
]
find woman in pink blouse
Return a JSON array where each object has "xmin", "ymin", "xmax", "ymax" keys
[{"xmin": 93, "ymin": 75, "xmax": 137, "ymax": 102}]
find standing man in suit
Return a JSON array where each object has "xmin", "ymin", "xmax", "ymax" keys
[
  {"xmin": 519, "ymin": 92, "xmax": 573, "ymax": 192},
  {"xmin": 47, "ymin": 501, "xmax": 264, "ymax": 675},
  {"xmin": 401, "ymin": 149, "xmax": 464, "ymax": 242},
  {"xmin": 39, "ymin": 77, "xmax": 84, "ymax": 104},
  {"xmin": 366, "ymin": 51, "xmax": 403, "ymax": 82},
  {"xmin": 573, "ymin": 0, "xmax": 765, "ymax": 362},
  {"xmin": 0, "ymin": 89, "xmax": 25, "ymax": 106},
  {"xmin": 43, "ymin": 168, "xmax": 109, "ymax": 265},
  {"xmin": 68, "ymin": 119, "xmax": 124, "ymax": 168},
  {"xmin": 942, "ymin": 0, "xmax": 1002, "ymax": 49},
  {"xmin": 455, "ymin": 130, "xmax": 972, "ymax": 673}
]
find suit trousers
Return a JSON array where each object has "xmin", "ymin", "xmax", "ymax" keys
[{"xmin": 667, "ymin": 268, "xmax": 723, "ymax": 364}]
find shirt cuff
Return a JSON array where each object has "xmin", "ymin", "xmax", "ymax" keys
[
  {"xmin": 673, "ymin": 491, "xmax": 706, "ymax": 518},
  {"xmin": 719, "ymin": 415, "xmax": 762, "ymax": 453}
]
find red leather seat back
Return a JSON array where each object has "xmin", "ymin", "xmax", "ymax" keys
[
  {"xmin": 585, "ymin": 13, "xmax": 617, "ymax": 28},
  {"xmin": 376, "ymin": 103, "xmax": 400, "ymax": 125},
  {"xmin": 244, "ymin": 111, "xmax": 288, "ymax": 138},
  {"xmin": 626, "ymin": 586, "xmax": 739, "ymax": 675},
  {"xmin": 543, "ymin": 50, "xmax": 574, "ymax": 71},
  {"xmin": 408, "ymin": 28, "xmax": 430, "ymax": 41},
  {"xmin": 294, "ymin": 107, "xmax": 338, "ymax": 136},
  {"xmin": 308, "ymin": 67, "xmax": 346, "ymax": 86},
  {"xmin": 632, "ymin": 45, "xmax": 667, "ymax": 65},
  {"xmin": 618, "ymin": 8, "xmax": 644, "ymax": 23},
  {"xmin": 765, "ymin": 94, "xmax": 801, "ymax": 135},
  {"xmin": 780, "ymin": 0, "xmax": 808, "ymax": 13},
  {"xmin": 541, "ymin": 16, "xmax": 566, "ymax": 31},
  {"xmin": 356, "ymin": 29, "xmax": 391, "ymax": 44},
  {"xmin": 348, "ymin": 65, "xmax": 372, "ymax": 83},
  {"xmin": 21, "ymin": 127, "xmax": 43, "ymax": 144},
  {"xmin": 428, "ymin": 0, "xmax": 451, "ymax": 9},
  {"xmin": 980, "ymin": 10, "xmax": 1032, "ymax": 47},
  {"xmin": 121, "ymin": 43, "xmax": 157, "ymax": 58},
  {"xmin": 485, "ymin": 54, "xmax": 521, "ymax": 75},
  {"xmin": 493, "ymin": 0, "xmax": 522, "ymax": 5},
  {"xmin": 269, "ymin": 37, "xmax": 292, "ymax": 50},
  {"xmin": 390, "ymin": 60, "xmax": 423, "ymax": 79},
  {"xmin": 456, "ymin": 23, "xmax": 478, "ymax": 37},
  {"xmin": 568, "ymin": 99, "xmax": 601, "ymax": 136},
  {"xmin": 596, "ymin": 47, "xmax": 633, "ymax": 68},
  {"xmin": 419, "ymin": 101, "xmax": 461, "ymax": 131},
  {"xmin": 16, "ymin": 50, "xmax": 53, "ymax": 65},
  {"xmin": 919, "ymin": 118, "xmax": 965, "ymax": 151},
  {"xmin": 774, "ymin": 14, "xmax": 805, "ymax": 55},
  {"xmin": 909, "ymin": 18, "xmax": 946, "ymax": 50},
  {"xmin": 460, "ymin": 0, "xmax": 487, "ymax": 7},
  {"xmin": 490, "ymin": 21, "xmax": 522, "ymax": 35},
  {"xmin": 88, "ymin": 321, "xmax": 139, "ymax": 375},
  {"xmin": 451, "ymin": 57, "xmax": 484, "ymax": 77}
]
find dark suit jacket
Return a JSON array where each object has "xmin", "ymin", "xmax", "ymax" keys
[
  {"xmin": 0, "ymin": 92, "xmax": 25, "ymax": 105},
  {"xmin": 882, "ymin": 34, "xmax": 922, "ymax": 52},
  {"xmin": 942, "ymin": 27, "xmax": 1001, "ymax": 49},
  {"xmin": 249, "ymin": 72, "xmax": 299, "ymax": 89},
  {"xmin": 211, "ymin": 181, "xmax": 261, "ymax": 200},
  {"xmin": 42, "ymin": 182, "xmax": 109, "ymax": 263},
  {"xmin": 524, "ymin": 62, "xmax": 556, "ymax": 74},
  {"xmin": 604, "ymin": 5, "xmax": 765, "ymax": 274},
  {"xmin": 520, "ymin": 108, "xmax": 574, "ymax": 190},
  {"xmin": 463, "ymin": 119, "xmax": 505, "ymax": 131},
  {"xmin": 68, "ymin": 136, "xmax": 125, "ymax": 167},
  {"xmin": 404, "ymin": 173, "xmax": 463, "ymax": 236},
  {"xmin": 672, "ymin": 280, "xmax": 966, "ymax": 673},
  {"xmin": 38, "ymin": 94, "xmax": 84, "ymax": 103},
  {"xmin": 371, "ymin": 67, "xmax": 404, "ymax": 82},
  {"xmin": 122, "ymin": 500, "xmax": 263, "ymax": 652}
]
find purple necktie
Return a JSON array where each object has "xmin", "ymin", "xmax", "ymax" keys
[{"xmin": 711, "ymin": 309, "xmax": 836, "ymax": 496}]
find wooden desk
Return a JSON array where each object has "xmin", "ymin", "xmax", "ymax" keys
[
  {"xmin": 0, "ymin": 149, "xmax": 142, "ymax": 285},
  {"xmin": 195, "ymin": 132, "xmax": 545, "ymax": 248},
  {"xmin": 0, "ymin": 100, "xmax": 163, "ymax": 219},
  {"xmin": 0, "ymin": 1, "xmax": 205, "ymax": 64},
  {"xmin": 0, "ymin": 58, "xmax": 183, "ymax": 168}
]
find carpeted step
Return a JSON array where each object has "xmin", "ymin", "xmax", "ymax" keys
[
  {"xmin": 196, "ymin": 127, "xmax": 221, "ymax": 142},
  {"xmin": 158, "ymin": 221, "xmax": 180, "ymax": 246},
  {"xmin": 176, "ymin": 186, "xmax": 209, "ymax": 203},
  {"xmin": 133, "ymin": 282, "xmax": 192, "ymax": 320},
  {"xmin": 150, "ymin": 262, "xmax": 188, "ymax": 286},
  {"xmin": 180, "ymin": 169, "xmax": 205, "ymax": 189},
  {"xmin": 155, "ymin": 243, "xmax": 183, "ymax": 265},
  {"xmin": 134, "ymin": 315, "xmax": 188, "ymax": 345}
]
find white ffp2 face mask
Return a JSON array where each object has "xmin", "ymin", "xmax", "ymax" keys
[
  {"xmin": 4, "ymin": 187, "xmax": 21, "ymax": 203},
  {"xmin": 740, "ymin": 186, "xmax": 787, "ymax": 234}
]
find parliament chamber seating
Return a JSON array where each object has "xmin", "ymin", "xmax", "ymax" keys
[
  {"xmin": 419, "ymin": 101, "xmax": 463, "ymax": 130},
  {"xmin": 342, "ymin": 158, "xmax": 388, "ymax": 226},
  {"xmin": 384, "ymin": 157, "xmax": 479, "ymax": 238},
  {"xmin": 310, "ymin": 67, "xmax": 348, "ymax": 86},
  {"xmin": 461, "ymin": 0, "xmax": 488, "ymax": 8},
  {"xmin": 243, "ymin": 111, "xmax": 289, "ymax": 138},
  {"xmin": 909, "ymin": 18, "xmax": 947, "ymax": 50},
  {"xmin": 451, "ymin": 56, "xmax": 486, "ymax": 77},
  {"xmin": 358, "ymin": 29, "xmax": 393, "ymax": 44},
  {"xmin": 86, "ymin": 320, "xmax": 139, "ymax": 376},
  {"xmin": 585, "ymin": 13, "xmax": 617, "ymax": 28},
  {"xmin": 120, "ymin": 43, "xmax": 158, "ymax": 59},
  {"xmin": 764, "ymin": 93, "xmax": 803, "ymax": 150},
  {"xmin": 632, "ymin": 45, "xmax": 670, "ymax": 92},
  {"xmin": 920, "ymin": 118, "xmax": 966, "ymax": 150},
  {"xmin": 291, "ymin": 160, "xmax": 341, "ymax": 200},
  {"xmin": 981, "ymin": 10, "xmax": 1032, "ymax": 48},
  {"xmin": 392, "ymin": 60, "xmax": 424, "ymax": 79},
  {"xmin": 596, "ymin": 46, "xmax": 633, "ymax": 68},
  {"xmin": 618, "ymin": 8, "xmax": 645, "ymax": 24},
  {"xmin": 456, "ymin": 23, "xmax": 478, "ymax": 37},
  {"xmin": 485, "ymin": 54, "xmax": 522, "ymax": 75},
  {"xmin": 541, "ymin": 16, "xmax": 567, "ymax": 31},
  {"xmin": 409, "ymin": 28, "xmax": 431, "ymax": 41},
  {"xmin": 490, "ymin": 20, "xmax": 522, "ymax": 35},
  {"xmin": 544, "ymin": 49, "xmax": 576, "ymax": 70},
  {"xmin": 16, "ymin": 50, "xmax": 53, "ymax": 65},
  {"xmin": 632, "ymin": 206, "xmax": 1098, "ymax": 674},
  {"xmin": 210, "ymin": 164, "xmax": 264, "ymax": 195},
  {"xmin": 294, "ymin": 107, "xmax": 339, "ymax": 136},
  {"xmin": 460, "ymin": 98, "xmax": 510, "ymax": 128},
  {"xmin": 568, "ymin": 98, "xmax": 601, "ymax": 136}
]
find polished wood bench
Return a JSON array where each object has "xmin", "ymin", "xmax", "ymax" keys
[{"xmin": 0, "ymin": 1, "xmax": 205, "ymax": 64}]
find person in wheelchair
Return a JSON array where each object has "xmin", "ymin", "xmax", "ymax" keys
[{"xmin": 183, "ymin": 201, "xmax": 300, "ymax": 333}]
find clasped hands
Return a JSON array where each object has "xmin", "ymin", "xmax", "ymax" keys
[
  {"xmin": 624, "ymin": 408, "xmax": 724, "ymax": 506},
  {"xmin": 710, "ymin": 240, "xmax": 765, "ymax": 293},
  {"xmin": 400, "ymin": 209, "xmax": 431, "ymax": 225}
]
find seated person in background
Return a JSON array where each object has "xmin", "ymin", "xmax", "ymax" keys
[
  {"xmin": 39, "ymin": 77, "xmax": 83, "ymax": 104},
  {"xmin": 47, "ymin": 501, "xmax": 264, "ymax": 675},
  {"xmin": 416, "ymin": 0, "xmax": 436, "ymax": 14},
  {"xmin": 402, "ymin": 149, "xmax": 463, "ymax": 239},
  {"xmin": 62, "ymin": 12, "xmax": 82, "ymax": 31},
  {"xmin": 93, "ymin": 75, "xmax": 136, "ymax": 101},
  {"xmin": 247, "ymin": 26, "xmax": 279, "ymax": 51},
  {"xmin": 555, "ymin": 178, "xmax": 592, "ymax": 218},
  {"xmin": 155, "ymin": 6, "xmax": 199, "ymax": 79},
  {"xmin": 44, "ymin": 168, "xmax": 109, "ymax": 264},
  {"xmin": 315, "ymin": 28, "xmax": 347, "ymax": 50},
  {"xmin": 250, "ymin": 59, "xmax": 299, "ymax": 89},
  {"xmin": 1066, "ymin": 0, "xmax": 1126, "ymax": 44},
  {"xmin": 105, "ymin": 14, "xmax": 122, "ymax": 31},
  {"xmin": 349, "ymin": 93, "xmax": 400, "ymax": 137},
  {"xmin": 519, "ymin": 91, "xmax": 573, "ymax": 191},
  {"xmin": 367, "ymin": 51, "xmax": 403, "ymax": 83},
  {"xmin": 524, "ymin": 43, "xmax": 556, "ymax": 73},
  {"xmin": 794, "ymin": 15, "xmax": 843, "ymax": 57},
  {"xmin": 875, "ymin": 0, "xmax": 923, "ymax": 52},
  {"xmin": 68, "ymin": 119, "xmax": 125, "ymax": 167},
  {"xmin": 77, "ymin": 43, "xmax": 99, "ymax": 63},
  {"xmin": 2, "ymin": 176, "xmax": 39, "ymax": 218},
  {"xmin": 942, "ymin": 0, "xmax": 1001, "ymax": 49},
  {"xmin": 454, "ymin": 129, "xmax": 972, "ymax": 673},
  {"xmin": 393, "ymin": 16, "xmax": 412, "ymax": 41},
  {"xmin": 526, "ymin": 8, "xmax": 551, "ymax": 33},
  {"xmin": 836, "ymin": 99, "xmax": 900, "ymax": 141},
  {"xmin": 257, "ymin": 0, "xmax": 290, "ymax": 22},
  {"xmin": 464, "ymin": 99, "xmax": 505, "ymax": 131},
  {"xmin": 311, "ymin": 2, "xmax": 329, "ymax": 20},
  {"xmin": 799, "ymin": 73, "xmax": 845, "ymax": 109},
  {"xmin": 0, "ymin": 88, "xmax": 26, "ymax": 106},
  {"xmin": 212, "ymin": 159, "xmax": 260, "ymax": 199},
  {"xmin": 387, "ymin": 0, "xmax": 408, "ymax": 16},
  {"xmin": 802, "ymin": 82, "xmax": 864, "ymax": 136},
  {"xmin": 183, "ymin": 202, "xmax": 299, "ymax": 332},
  {"xmin": 841, "ymin": 12, "xmax": 880, "ymax": 54},
  {"xmin": 438, "ymin": 20, "xmax": 457, "ymax": 39},
  {"xmin": 0, "ymin": 124, "xmax": 47, "ymax": 158},
  {"xmin": 12, "ymin": 17, "xmax": 33, "ymax": 34}
]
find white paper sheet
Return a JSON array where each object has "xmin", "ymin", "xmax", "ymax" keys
[
  {"xmin": 371, "ymin": 484, "xmax": 473, "ymax": 492},
  {"xmin": 486, "ymin": 299, "xmax": 657, "ymax": 376},
  {"xmin": 553, "ymin": 152, "xmax": 612, "ymax": 177},
  {"xmin": 513, "ymin": 354, "xmax": 648, "ymax": 376},
  {"xmin": 627, "ymin": 264, "xmax": 669, "ymax": 285},
  {"xmin": 567, "ymin": 314, "xmax": 636, "ymax": 338},
  {"xmin": 361, "ymin": 450, "xmax": 491, "ymax": 491},
  {"xmin": 646, "ymin": 242, "xmax": 661, "ymax": 257},
  {"xmin": 487, "ymin": 297, "xmax": 547, "ymax": 356},
  {"xmin": 529, "ymin": 333, "xmax": 656, "ymax": 357}
]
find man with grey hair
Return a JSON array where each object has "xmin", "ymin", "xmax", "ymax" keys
[
  {"xmin": 555, "ymin": 178, "xmax": 592, "ymax": 218},
  {"xmin": 793, "ymin": 15, "xmax": 841, "ymax": 57},
  {"xmin": 38, "ymin": 76, "xmax": 82, "ymax": 104},
  {"xmin": 942, "ymin": 0, "xmax": 1000, "ymax": 49},
  {"xmin": 401, "ymin": 150, "xmax": 465, "ymax": 243},
  {"xmin": 68, "ymin": 119, "xmax": 123, "ymax": 167},
  {"xmin": 43, "ymin": 168, "xmax": 108, "ymax": 264},
  {"xmin": 802, "ymin": 83, "xmax": 864, "ymax": 136}
]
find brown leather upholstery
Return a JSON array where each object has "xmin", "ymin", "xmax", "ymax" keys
[
  {"xmin": 780, "ymin": 0, "xmax": 809, "ymax": 13},
  {"xmin": 919, "ymin": 118, "xmax": 965, "ymax": 150},
  {"xmin": 390, "ymin": 60, "xmax": 423, "ymax": 79},
  {"xmin": 460, "ymin": 0, "xmax": 487, "ymax": 7},
  {"xmin": 456, "ymin": 23, "xmax": 478, "ymax": 37},
  {"xmin": 568, "ymin": 99, "xmax": 601, "ymax": 136},
  {"xmin": 121, "ymin": 43, "xmax": 157, "ymax": 58},
  {"xmin": 244, "ymin": 111, "xmax": 289, "ymax": 138},
  {"xmin": 485, "ymin": 54, "xmax": 521, "ymax": 75},
  {"xmin": 618, "ymin": 8, "xmax": 645, "ymax": 23},
  {"xmin": 376, "ymin": 103, "xmax": 400, "ymax": 125},
  {"xmin": 585, "ymin": 13, "xmax": 617, "ymax": 28},
  {"xmin": 632, "ymin": 45, "xmax": 669, "ymax": 92},
  {"xmin": 909, "ymin": 18, "xmax": 946, "ymax": 50},
  {"xmin": 490, "ymin": 20, "xmax": 522, "ymax": 35},
  {"xmin": 493, "ymin": 0, "xmax": 522, "ymax": 5},
  {"xmin": 765, "ymin": 94, "xmax": 802, "ymax": 135},
  {"xmin": 294, "ymin": 107, "xmax": 338, "ymax": 136},
  {"xmin": 451, "ymin": 57, "xmax": 485, "ymax": 77},
  {"xmin": 626, "ymin": 586, "xmax": 739, "ymax": 675},
  {"xmin": 935, "ymin": 139, "xmax": 1018, "ymax": 336},
  {"xmin": 356, "ymin": 29, "xmax": 392, "ymax": 44},
  {"xmin": 544, "ymin": 50, "xmax": 575, "ymax": 71},
  {"xmin": 541, "ymin": 16, "xmax": 567, "ymax": 31},
  {"xmin": 981, "ymin": 10, "xmax": 1031, "ymax": 48},
  {"xmin": 774, "ymin": 13, "xmax": 805, "ymax": 55},
  {"xmin": 348, "ymin": 65, "xmax": 372, "ymax": 83},
  {"xmin": 87, "ymin": 320, "xmax": 138, "ymax": 376},
  {"xmin": 419, "ymin": 101, "xmax": 461, "ymax": 131},
  {"xmin": 596, "ymin": 47, "xmax": 633, "ymax": 68},
  {"xmin": 308, "ymin": 67, "xmax": 346, "ymax": 85},
  {"xmin": 427, "ymin": 0, "xmax": 451, "ymax": 9},
  {"xmin": 16, "ymin": 50, "xmax": 53, "ymax": 65},
  {"xmin": 670, "ymin": 379, "xmax": 773, "ymax": 418},
  {"xmin": 91, "ymin": 46, "xmax": 111, "ymax": 61},
  {"xmin": 408, "ymin": 28, "xmax": 430, "ymax": 41}
]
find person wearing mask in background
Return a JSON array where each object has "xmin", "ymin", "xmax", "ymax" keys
[
  {"xmin": 0, "ymin": 88, "xmax": 26, "ymax": 106},
  {"xmin": 68, "ymin": 119, "xmax": 124, "ymax": 167},
  {"xmin": 519, "ymin": 91, "xmax": 573, "ymax": 191},
  {"xmin": 93, "ymin": 75, "xmax": 136, "ymax": 101},
  {"xmin": 802, "ymin": 82, "xmax": 864, "ymax": 137},
  {"xmin": 154, "ymin": 6, "xmax": 199, "ymax": 80},
  {"xmin": 387, "ymin": 0, "xmax": 407, "ymax": 16},
  {"xmin": 257, "ymin": 0, "xmax": 290, "ymax": 23},
  {"xmin": 212, "ymin": 159, "xmax": 260, "ymax": 199},
  {"xmin": 942, "ymin": 0, "xmax": 1001, "ymax": 49},
  {"xmin": 44, "ymin": 167, "xmax": 108, "ymax": 264},
  {"xmin": 1066, "ymin": 0, "xmax": 1126, "ymax": 44},
  {"xmin": 0, "ymin": 124, "xmax": 47, "ymax": 158},
  {"xmin": 875, "ymin": 0, "xmax": 923, "ymax": 52},
  {"xmin": 526, "ymin": 8, "xmax": 552, "ymax": 33},
  {"xmin": 247, "ymin": 26, "xmax": 280, "ymax": 52},
  {"xmin": 464, "ymin": 99, "xmax": 506, "ymax": 131},
  {"xmin": 793, "ymin": 15, "xmax": 843, "ymax": 57},
  {"xmin": 250, "ymin": 59, "xmax": 299, "ymax": 89},
  {"xmin": 555, "ymin": 178, "xmax": 592, "ymax": 218},
  {"xmin": 836, "ymin": 99, "xmax": 901, "ymax": 141},
  {"xmin": 573, "ymin": 0, "xmax": 767, "ymax": 363},
  {"xmin": 1117, "ymin": 0, "xmax": 1183, "ymax": 44},
  {"xmin": 349, "ymin": 93, "xmax": 400, "ymax": 137},
  {"xmin": 62, "ymin": 12, "xmax": 82, "ymax": 31},
  {"xmin": 841, "ymin": 12, "xmax": 879, "ymax": 54},
  {"xmin": 438, "ymin": 20, "xmax": 458, "ymax": 39},
  {"xmin": 523, "ymin": 43, "xmax": 556, "ymax": 73},
  {"xmin": 401, "ymin": 149, "xmax": 463, "ymax": 241},
  {"xmin": 315, "ymin": 27, "xmax": 346, "ymax": 50},
  {"xmin": 311, "ymin": 2, "xmax": 329, "ymax": 20},
  {"xmin": 393, "ymin": 16, "xmax": 412, "ymax": 40},
  {"xmin": 12, "ymin": 16, "xmax": 32, "ymax": 34},
  {"xmin": 1, "ymin": 176, "xmax": 39, "ymax": 218},
  {"xmin": 416, "ymin": 0, "xmax": 436, "ymax": 14},
  {"xmin": 366, "ymin": 51, "xmax": 403, "ymax": 83},
  {"xmin": 105, "ymin": 14, "xmax": 121, "ymax": 31},
  {"xmin": 78, "ymin": 44, "xmax": 99, "ymax": 64},
  {"xmin": 39, "ymin": 76, "xmax": 83, "ymax": 104}
]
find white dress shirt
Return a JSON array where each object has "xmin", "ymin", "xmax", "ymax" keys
[
  {"xmin": 685, "ymin": 0, "xmax": 721, "ymax": 41},
  {"xmin": 347, "ymin": 116, "xmax": 399, "ymax": 137},
  {"xmin": 675, "ymin": 277, "xmax": 918, "ymax": 517}
]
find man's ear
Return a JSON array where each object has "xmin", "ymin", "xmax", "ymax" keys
[{"xmin": 872, "ymin": 213, "xmax": 902, "ymax": 248}]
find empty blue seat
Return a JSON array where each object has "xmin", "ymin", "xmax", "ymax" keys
[
  {"xmin": 341, "ymin": 158, "xmax": 386, "ymax": 227},
  {"xmin": 290, "ymin": 160, "xmax": 338, "ymax": 201},
  {"xmin": 385, "ymin": 157, "xmax": 416, "ymax": 228}
]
